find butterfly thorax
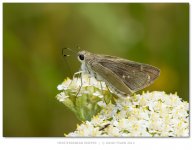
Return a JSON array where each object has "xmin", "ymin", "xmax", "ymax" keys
[{"xmin": 80, "ymin": 61, "xmax": 103, "ymax": 81}]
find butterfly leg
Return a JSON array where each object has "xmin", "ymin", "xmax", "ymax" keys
[
  {"xmin": 66, "ymin": 71, "xmax": 83, "ymax": 90},
  {"xmin": 75, "ymin": 71, "xmax": 83, "ymax": 97},
  {"xmin": 99, "ymin": 81, "xmax": 106, "ymax": 103},
  {"xmin": 105, "ymin": 83, "xmax": 116, "ymax": 101}
]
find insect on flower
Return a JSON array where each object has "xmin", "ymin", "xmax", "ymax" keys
[{"xmin": 62, "ymin": 48, "xmax": 160, "ymax": 98}]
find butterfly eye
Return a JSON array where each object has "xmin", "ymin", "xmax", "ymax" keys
[{"xmin": 79, "ymin": 54, "xmax": 84, "ymax": 60}]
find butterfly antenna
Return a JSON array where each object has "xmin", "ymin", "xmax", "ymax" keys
[
  {"xmin": 61, "ymin": 48, "xmax": 76, "ymax": 78},
  {"xmin": 62, "ymin": 47, "xmax": 77, "ymax": 57}
]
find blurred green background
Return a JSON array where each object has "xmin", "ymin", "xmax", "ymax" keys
[{"xmin": 3, "ymin": 3, "xmax": 189, "ymax": 137}]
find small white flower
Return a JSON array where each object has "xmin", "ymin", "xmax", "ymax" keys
[
  {"xmin": 91, "ymin": 116, "xmax": 104, "ymax": 126},
  {"xmin": 97, "ymin": 101, "xmax": 106, "ymax": 107},
  {"xmin": 106, "ymin": 125, "xmax": 120, "ymax": 136},
  {"xmin": 57, "ymin": 84, "xmax": 65, "ymax": 90},
  {"xmin": 75, "ymin": 121, "xmax": 102, "ymax": 136},
  {"xmin": 56, "ymin": 92, "xmax": 69, "ymax": 102},
  {"xmin": 93, "ymin": 91, "xmax": 103, "ymax": 98},
  {"xmin": 57, "ymin": 78, "xmax": 71, "ymax": 90},
  {"xmin": 118, "ymin": 118, "xmax": 130, "ymax": 130}
]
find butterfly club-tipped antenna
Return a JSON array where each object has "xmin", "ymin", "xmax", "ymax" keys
[
  {"xmin": 61, "ymin": 47, "xmax": 78, "ymax": 78},
  {"xmin": 62, "ymin": 47, "xmax": 78, "ymax": 57}
]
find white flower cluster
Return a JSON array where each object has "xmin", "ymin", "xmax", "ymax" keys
[
  {"xmin": 56, "ymin": 73, "xmax": 189, "ymax": 137},
  {"xmin": 57, "ymin": 73, "xmax": 107, "ymax": 100},
  {"xmin": 56, "ymin": 73, "xmax": 109, "ymax": 121}
]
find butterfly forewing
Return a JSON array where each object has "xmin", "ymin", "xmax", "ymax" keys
[
  {"xmin": 89, "ymin": 55, "xmax": 160, "ymax": 93},
  {"xmin": 100, "ymin": 60, "xmax": 159, "ymax": 92}
]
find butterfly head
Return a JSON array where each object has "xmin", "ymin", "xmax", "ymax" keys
[{"xmin": 77, "ymin": 51, "xmax": 91, "ymax": 62}]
